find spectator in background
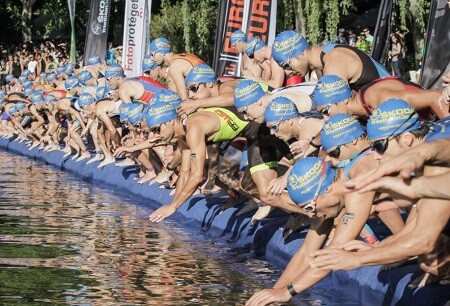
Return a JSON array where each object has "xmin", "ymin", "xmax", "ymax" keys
[
  {"xmin": 106, "ymin": 42, "xmax": 116, "ymax": 65},
  {"xmin": 355, "ymin": 32, "xmax": 371, "ymax": 54},
  {"xmin": 390, "ymin": 33, "xmax": 404, "ymax": 77},
  {"xmin": 0, "ymin": 59, "xmax": 7, "ymax": 89},
  {"xmin": 11, "ymin": 54, "xmax": 22, "ymax": 78},
  {"xmin": 347, "ymin": 28, "xmax": 357, "ymax": 47},
  {"xmin": 115, "ymin": 46, "xmax": 123, "ymax": 65},
  {"xmin": 337, "ymin": 28, "xmax": 348, "ymax": 45},
  {"xmin": 363, "ymin": 27, "xmax": 373, "ymax": 45},
  {"xmin": 45, "ymin": 55, "xmax": 58, "ymax": 73}
]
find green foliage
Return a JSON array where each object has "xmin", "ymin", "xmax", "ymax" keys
[
  {"xmin": 304, "ymin": 0, "xmax": 322, "ymax": 44},
  {"xmin": 151, "ymin": 0, "xmax": 218, "ymax": 64}
]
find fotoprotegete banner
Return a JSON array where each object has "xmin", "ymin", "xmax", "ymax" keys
[{"xmin": 122, "ymin": 0, "xmax": 152, "ymax": 77}]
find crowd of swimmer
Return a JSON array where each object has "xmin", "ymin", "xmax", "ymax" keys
[{"xmin": 1, "ymin": 29, "xmax": 450, "ymax": 306}]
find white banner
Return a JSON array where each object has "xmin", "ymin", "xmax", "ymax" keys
[{"xmin": 122, "ymin": 0, "xmax": 152, "ymax": 77}]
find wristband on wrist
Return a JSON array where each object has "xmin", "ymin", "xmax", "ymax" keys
[
  {"xmin": 287, "ymin": 282, "xmax": 298, "ymax": 297},
  {"xmin": 309, "ymin": 139, "xmax": 321, "ymax": 149}
]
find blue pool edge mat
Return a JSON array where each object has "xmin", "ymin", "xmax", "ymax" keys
[{"xmin": 0, "ymin": 138, "xmax": 448, "ymax": 306}]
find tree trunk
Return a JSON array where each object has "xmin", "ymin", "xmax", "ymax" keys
[
  {"xmin": 294, "ymin": 0, "xmax": 307, "ymax": 37},
  {"xmin": 21, "ymin": 0, "xmax": 36, "ymax": 43}
]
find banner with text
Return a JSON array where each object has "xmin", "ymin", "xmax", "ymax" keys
[
  {"xmin": 420, "ymin": 0, "xmax": 450, "ymax": 89},
  {"xmin": 371, "ymin": 0, "xmax": 392, "ymax": 67},
  {"xmin": 122, "ymin": 0, "xmax": 152, "ymax": 77},
  {"xmin": 83, "ymin": 0, "xmax": 111, "ymax": 66},
  {"xmin": 212, "ymin": 0, "xmax": 277, "ymax": 77}
]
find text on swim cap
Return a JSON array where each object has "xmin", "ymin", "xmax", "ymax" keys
[
  {"xmin": 235, "ymin": 82, "xmax": 261, "ymax": 98},
  {"xmin": 288, "ymin": 161, "xmax": 321, "ymax": 190},
  {"xmin": 370, "ymin": 108, "xmax": 416, "ymax": 125},
  {"xmin": 316, "ymin": 79, "xmax": 348, "ymax": 95},
  {"xmin": 273, "ymin": 35, "xmax": 300, "ymax": 53},
  {"xmin": 323, "ymin": 117, "xmax": 355, "ymax": 135}
]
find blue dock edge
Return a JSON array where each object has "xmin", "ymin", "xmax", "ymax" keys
[{"xmin": 0, "ymin": 137, "xmax": 448, "ymax": 306}]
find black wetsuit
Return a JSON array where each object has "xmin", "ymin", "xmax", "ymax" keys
[{"xmin": 320, "ymin": 43, "xmax": 390, "ymax": 91}]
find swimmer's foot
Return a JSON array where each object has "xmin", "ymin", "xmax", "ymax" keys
[
  {"xmin": 220, "ymin": 190, "xmax": 247, "ymax": 213},
  {"xmin": 86, "ymin": 153, "xmax": 104, "ymax": 165},
  {"xmin": 98, "ymin": 157, "xmax": 115, "ymax": 168},
  {"xmin": 151, "ymin": 169, "xmax": 168, "ymax": 185},
  {"xmin": 47, "ymin": 144, "xmax": 61, "ymax": 152},
  {"xmin": 251, "ymin": 206, "xmax": 275, "ymax": 225},
  {"xmin": 408, "ymin": 272, "xmax": 441, "ymax": 289},
  {"xmin": 115, "ymin": 157, "xmax": 135, "ymax": 167},
  {"xmin": 202, "ymin": 178, "xmax": 217, "ymax": 196},
  {"xmin": 137, "ymin": 171, "xmax": 156, "ymax": 184},
  {"xmin": 76, "ymin": 151, "xmax": 91, "ymax": 162},
  {"xmin": 63, "ymin": 149, "xmax": 73, "ymax": 158},
  {"xmin": 236, "ymin": 199, "xmax": 259, "ymax": 216},
  {"xmin": 282, "ymin": 214, "xmax": 312, "ymax": 241},
  {"xmin": 29, "ymin": 141, "xmax": 40, "ymax": 150}
]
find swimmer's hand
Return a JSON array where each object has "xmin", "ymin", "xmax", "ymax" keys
[
  {"xmin": 113, "ymin": 146, "xmax": 132, "ymax": 157},
  {"xmin": 149, "ymin": 204, "xmax": 177, "ymax": 222},
  {"xmin": 268, "ymin": 175, "xmax": 288, "ymax": 196},
  {"xmin": 345, "ymin": 151, "xmax": 425, "ymax": 190},
  {"xmin": 289, "ymin": 139, "xmax": 311, "ymax": 159},
  {"xmin": 245, "ymin": 287, "xmax": 291, "ymax": 306},
  {"xmin": 438, "ymin": 86, "xmax": 450, "ymax": 110},
  {"xmin": 177, "ymin": 99, "xmax": 200, "ymax": 116},
  {"xmin": 310, "ymin": 247, "xmax": 364, "ymax": 271}
]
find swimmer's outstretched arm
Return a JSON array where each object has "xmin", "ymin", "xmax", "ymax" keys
[
  {"xmin": 357, "ymin": 172, "xmax": 450, "ymax": 200},
  {"xmin": 346, "ymin": 139, "xmax": 450, "ymax": 190}
]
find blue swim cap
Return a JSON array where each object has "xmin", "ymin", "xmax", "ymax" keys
[
  {"xmin": 367, "ymin": 99, "xmax": 421, "ymax": 141},
  {"xmin": 46, "ymin": 73, "xmax": 57, "ymax": 83},
  {"xmin": 15, "ymin": 101, "xmax": 26, "ymax": 111},
  {"xmin": 22, "ymin": 69, "xmax": 31, "ymax": 77},
  {"xmin": 153, "ymin": 89, "xmax": 182, "ymax": 108},
  {"xmin": 45, "ymin": 94, "xmax": 57, "ymax": 104},
  {"xmin": 56, "ymin": 65, "xmax": 66, "ymax": 76},
  {"xmin": 287, "ymin": 157, "xmax": 335, "ymax": 205},
  {"xmin": 5, "ymin": 74, "xmax": 14, "ymax": 83},
  {"xmin": 95, "ymin": 85, "xmax": 112, "ymax": 100},
  {"xmin": 77, "ymin": 93, "xmax": 96, "ymax": 107},
  {"xmin": 264, "ymin": 96, "xmax": 299, "ymax": 122},
  {"xmin": 65, "ymin": 63, "xmax": 75, "ymax": 75},
  {"xmin": 24, "ymin": 88, "xmax": 33, "ymax": 97},
  {"xmin": 234, "ymin": 79, "xmax": 267, "ymax": 109},
  {"xmin": 149, "ymin": 37, "xmax": 172, "ymax": 54},
  {"xmin": 105, "ymin": 63, "xmax": 125, "ymax": 79},
  {"xmin": 425, "ymin": 118, "xmax": 450, "ymax": 143},
  {"xmin": 78, "ymin": 70, "xmax": 94, "ymax": 84},
  {"xmin": 64, "ymin": 76, "xmax": 80, "ymax": 90},
  {"xmin": 18, "ymin": 75, "xmax": 27, "ymax": 83},
  {"xmin": 245, "ymin": 36, "xmax": 266, "ymax": 57},
  {"xmin": 120, "ymin": 102, "xmax": 145, "ymax": 125},
  {"xmin": 40, "ymin": 72, "xmax": 47, "ymax": 78},
  {"xmin": 320, "ymin": 114, "xmax": 365, "ymax": 151},
  {"xmin": 30, "ymin": 91, "xmax": 44, "ymax": 104},
  {"xmin": 230, "ymin": 30, "xmax": 247, "ymax": 45},
  {"xmin": 0, "ymin": 90, "xmax": 5, "ymax": 97},
  {"xmin": 23, "ymin": 80, "xmax": 33, "ymax": 89},
  {"xmin": 184, "ymin": 64, "xmax": 217, "ymax": 85},
  {"xmin": 311, "ymin": 75, "xmax": 352, "ymax": 108},
  {"xmin": 87, "ymin": 55, "xmax": 101, "ymax": 65},
  {"xmin": 144, "ymin": 99, "xmax": 178, "ymax": 127},
  {"xmin": 272, "ymin": 30, "xmax": 309, "ymax": 64},
  {"xmin": 142, "ymin": 55, "xmax": 158, "ymax": 72},
  {"xmin": 8, "ymin": 105, "xmax": 17, "ymax": 115}
]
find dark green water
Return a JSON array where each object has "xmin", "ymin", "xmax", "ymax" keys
[{"xmin": 0, "ymin": 151, "xmax": 287, "ymax": 305}]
